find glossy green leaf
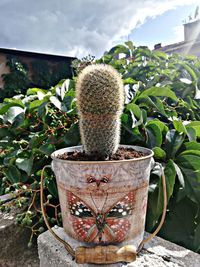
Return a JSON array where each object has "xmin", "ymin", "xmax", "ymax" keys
[
  {"xmin": 184, "ymin": 141, "xmax": 200, "ymax": 151},
  {"xmin": 159, "ymin": 197, "xmax": 198, "ymax": 251},
  {"xmin": 64, "ymin": 123, "xmax": 80, "ymax": 146},
  {"xmin": 173, "ymin": 120, "xmax": 187, "ymax": 134},
  {"xmin": 138, "ymin": 86, "xmax": 178, "ymax": 101},
  {"xmin": 16, "ymin": 157, "xmax": 33, "ymax": 176},
  {"xmin": 146, "ymin": 123, "xmax": 162, "ymax": 148},
  {"xmin": 152, "ymin": 147, "xmax": 166, "ymax": 160},
  {"xmin": 146, "ymin": 160, "xmax": 176, "ymax": 230},
  {"xmin": 126, "ymin": 103, "xmax": 141, "ymax": 119},
  {"xmin": 39, "ymin": 143, "xmax": 56, "ymax": 156},
  {"xmin": 47, "ymin": 178, "xmax": 58, "ymax": 198},
  {"xmin": 176, "ymin": 154, "xmax": 200, "ymax": 204},
  {"xmin": 186, "ymin": 121, "xmax": 200, "ymax": 137},
  {"xmin": 165, "ymin": 130, "xmax": 185, "ymax": 159},
  {"xmin": 50, "ymin": 96, "xmax": 62, "ymax": 110},
  {"xmin": 0, "ymin": 101, "xmax": 24, "ymax": 115},
  {"xmin": 193, "ymin": 223, "xmax": 200, "ymax": 252},
  {"xmin": 173, "ymin": 162, "xmax": 185, "ymax": 188},
  {"xmin": 157, "ymin": 160, "xmax": 176, "ymax": 210},
  {"xmin": 27, "ymin": 88, "xmax": 47, "ymax": 95},
  {"xmin": 186, "ymin": 127, "xmax": 196, "ymax": 141},
  {"xmin": 4, "ymin": 165, "xmax": 21, "ymax": 183}
]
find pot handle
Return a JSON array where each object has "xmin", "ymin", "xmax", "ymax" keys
[
  {"xmin": 137, "ymin": 162, "xmax": 167, "ymax": 253},
  {"xmin": 40, "ymin": 165, "xmax": 76, "ymax": 258}
]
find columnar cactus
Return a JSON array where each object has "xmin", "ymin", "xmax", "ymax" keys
[{"xmin": 76, "ymin": 64, "xmax": 124, "ymax": 159}]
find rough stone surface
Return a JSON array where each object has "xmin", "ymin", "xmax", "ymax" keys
[
  {"xmin": 38, "ymin": 227, "xmax": 200, "ymax": 267},
  {"xmin": 0, "ymin": 204, "xmax": 39, "ymax": 267}
]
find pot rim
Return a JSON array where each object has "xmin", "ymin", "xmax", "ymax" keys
[{"xmin": 51, "ymin": 145, "xmax": 154, "ymax": 164}]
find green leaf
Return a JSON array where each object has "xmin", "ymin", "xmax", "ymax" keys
[
  {"xmin": 124, "ymin": 41, "xmax": 135, "ymax": 51},
  {"xmin": 126, "ymin": 103, "xmax": 141, "ymax": 119},
  {"xmin": 0, "ymin": 99, "xmax": 24, "ymax": 115},
  {"xmin": 107, "ymin": 44, "xmax": 130, "ymax": 56},
  {"xmin": 12, "ymin": 112, "xmax": 25, "ymax": 128},
  {"xmin": 165, "ymin": 160, "xmax": 176, "ymax": 201},
  {"xmin": 0, "ymin": 128, "xmax": 10, "ymax": 138},
  {"xmin": 47, "ymin": 178, "xmax": 58, "ymax": 198},
  {"xmin": 146, "ymin": 160, "xmax": 176, "ymax": 229},
  {"xmin": 165, "ymin": 130, "xmax": 185, "ymax": 159},
  {"xmin": 50, "ymin": 96, "xmax": 62, "ymax": 110},
  {"xmin": 38, "ymin": 102, "xmax": 48, "ymax": 119},
  {"xmin": 184, "ymin": 141, "xmax": 200, "ymax": 151},
  {"xmin": 4, "ymin": 165, "xmax": 21, "ymax": 183},
  {"xmin": 186, "ymin": 127, "xmax": 196, "ymax": 142},
  {"xmin": 62, "ymin": 91, "xmax": 76, "ymax": 112},
  {"xmin": 159, "ymin": 196, "xmax": 198, "ymax": 251},
  {"xmin": 179, "ymin": 150, "xmax": 200, "ymax": 157},
  {"xmin": 148, "ymin": 120, "xmax": 168, "ymax": 134},
  {"xmin": 64, "ymin": 123, "xmax": 80, "ymax": 146},
  {"xmin": 138, "ymin": 86, "xmax": 178, "ymax": 101},
  {"xmin": 186, "ymin": 121, "xmax": 200, "ymax": 137},
  {"xmin": 176, "ymin": 154, "xmax": 200, "ymax": 204},
  {"xmin": 178, "ymin": 62, "xmax": 198, "ymax": 82},
  {"xmin": 153, "ymin": 50, "xmax": 167, "ymax": 59},
  {"xmin": 194, "ymin": 223, "xmax": 200, "ymax": 252},
  {"xmin": 152, "ymin": 147, "xmax": 166, "ymax": 160},
  {"xmin": 146, "ymin": 123, "xmax": 162, "ymax": 148},
  {"xmin": 173, "ymin": 120, "xmax": 187, "ymax": 134},
  {"xmin": 16, "ymin": 157, "xmax": 33, "ymax": 176},
  {"xmin": 29, "ymin": 99, "xmax": 47, "ymax": 110},
  {"xmin": 123, "ymin": 78, "xmax": 137, "ymax": 85},
  {"xmin": 173, "ymin": 162, "xmax": 185, "ymax": 188},
  {"xmin": 39, "ymin": 143, "xmax": 56, "ymax": 156},
  {"xmin": 27, "ymin": 88, "xmax": 47, "ymax": 95},
  {"xmin": 3, "ymin": 107, "xmax": 24, "ymax": 124}
]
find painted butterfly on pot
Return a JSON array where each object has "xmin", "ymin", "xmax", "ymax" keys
[{"xmin": 67, "ymin": 190, "xmax": 135, "ymax": 243}]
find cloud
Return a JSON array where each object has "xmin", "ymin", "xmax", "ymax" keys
[{"xmin": 0, "ymin": 0, "xmax": 199, "ymax": 58}]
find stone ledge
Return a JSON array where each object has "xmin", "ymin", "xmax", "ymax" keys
[
  {"xmin": 38, "ymin": 227, "xmax": 200, "ymax": 267},
  {"xmin": 0, "ymin": 204, "xmax": 39, "ymax": 267}
]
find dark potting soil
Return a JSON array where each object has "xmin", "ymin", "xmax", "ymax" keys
[{"xmin": 56, "ymin": 147, "xmax": 148, "ymax": 161}]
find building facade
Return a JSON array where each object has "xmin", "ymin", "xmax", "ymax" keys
[
  {"xmin": 0, "ymin": 48, "xmax": 75, "ymax": 97},
  {"xmin": 154, "ymin": 19, "xmax": 200, "ymax": 57}
]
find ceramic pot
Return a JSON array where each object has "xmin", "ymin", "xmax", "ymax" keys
[{"xmin": 51, "ymin": 145, "xmax": 154, "ymax": 250}]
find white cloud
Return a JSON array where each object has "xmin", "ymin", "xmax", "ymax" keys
[{"xmin": 0, "ymin": 0, "xmax": 199, "ymax": 58}]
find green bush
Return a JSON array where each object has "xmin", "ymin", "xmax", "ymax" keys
[
  {"xmin": 0, "ymin": 79, "xmax": 79, "ymax": 244},
  {"xmin": 0, "ymin": 41, "xmax": 200, "ymax": 252},
  {"xmin": 98, "ymin": 42, "xmax": 200, "ymax": 252}
]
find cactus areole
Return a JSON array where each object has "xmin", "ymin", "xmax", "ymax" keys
[{"xmin": 76, "ymin": 64, "xmax": 124, "ymax": 159}]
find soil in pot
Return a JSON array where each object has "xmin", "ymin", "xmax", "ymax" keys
[{"xmin": 56, "ymin": 147, "xmax": 148, "ymax": 161}]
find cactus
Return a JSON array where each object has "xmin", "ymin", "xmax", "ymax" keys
[{"xmin": 76, "ymin": 64, "xmax": 124, "ymax": 159}]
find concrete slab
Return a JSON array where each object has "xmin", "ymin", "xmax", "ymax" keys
[
  {"xmin": 0, "ymin": 204, "xmax": 39, "ymax": 267},
  {"xmin": 38, "ymin": 227, "xmax": 200, "ymax": 267}
]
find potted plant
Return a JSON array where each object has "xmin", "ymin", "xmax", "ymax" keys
[{"xmin": 41, "ymin": 64, "xmax": 166, "ymax": 264}]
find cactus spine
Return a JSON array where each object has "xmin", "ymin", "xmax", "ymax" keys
[{"xmin": 76, "ymin": 64, "xmax": 124, "ymax": 159}]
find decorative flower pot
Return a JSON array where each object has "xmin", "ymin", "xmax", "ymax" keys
[{"xmin": 51, "ymin": 145, "xmax": 154, "ymax": 251}]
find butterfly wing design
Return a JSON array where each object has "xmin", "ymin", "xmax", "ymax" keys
[
  {"xmin": 67, "ymin": 191, "xmax": 98, "ymax": 242},
  {"xmin": 103, "ymin": 190, "xmax": 135, "ymax": 242},
  {"xmin": 67, "ymin": 190, "xmax": 135, "ymax": 243}
]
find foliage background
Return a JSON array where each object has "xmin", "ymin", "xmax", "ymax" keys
[{"xmin": 0, "ymin": 42, "xmax": 200, "ymax": 252}]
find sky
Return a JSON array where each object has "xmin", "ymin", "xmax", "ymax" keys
[{"xmin": 0, "ymin": 0, "xmax": 199, "ymax": 58}]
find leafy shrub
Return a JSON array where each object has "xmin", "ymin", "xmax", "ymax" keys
[
  {"xmin": 0, "ymin": 42, "xmax": 200, "ymax": 252},
  {"xmin": 0, "ymin": 79, "xmax": 79, "ymax": 245},
  {"xmin": 97, "ymin": 42, "xmax": 200, "ymax": 252}
]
